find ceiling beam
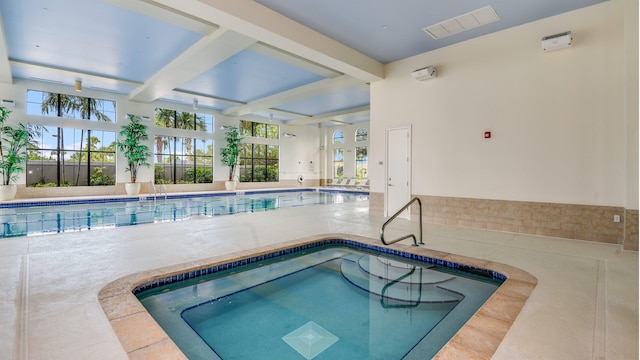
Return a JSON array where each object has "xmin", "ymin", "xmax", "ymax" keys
[
  {"xmin": 0, "ymin": 13, "xmax": 13, "ymax": 84},
  {"xmin": 222, "ymin": 75, "xmax": 365, "ymax": 117},
  {"xmin": 172, "ymin": 89, "xmax": 244, "ymax": 106},
  {"xmin": 150, "ymin": 0, "xmax": 384, "ymax": 83},
  {"xmin": 9, "ymin": 60, "xmax": 144, "ymax": 87},
  {"xmin": 287, "ymin": 105, "xmax": 370, "ymax": 126},
  {"xmin": 129, "ymin": 27, "xmax": 256, "ymax": 103}
]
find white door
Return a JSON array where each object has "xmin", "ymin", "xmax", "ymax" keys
[{"xmin": 385, "ymin": 126, "xmax": 411, "ymax": 218}]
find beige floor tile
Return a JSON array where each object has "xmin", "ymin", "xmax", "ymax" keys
[{"xmin": 0, "ymin": 198, "xmax": 636, "ymax": 359}]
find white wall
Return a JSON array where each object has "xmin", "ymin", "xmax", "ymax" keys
[
  {"xmin": 370, "ymin": 0, "xmax": 635, "ymax": 208},
  {"xmin": 623, "ymin": 0, "xmax": 639, "ymax": 210},
  {"xmin": 274, "ymin": 123, "xmax": 321, "ymax": 181}
]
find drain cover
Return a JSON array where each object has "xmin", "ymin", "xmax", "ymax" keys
[{"xmin": 282, "ymin": 321, "xmax": 339, "ymax": 359}]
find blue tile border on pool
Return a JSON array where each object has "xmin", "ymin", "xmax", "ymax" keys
[
  {"xmin": 0, "ymin": 188, "xmax": 368, "ymax": 209},
  {"xmin": 132, "ymin": 239, "xmax": 507, "ymax": 295}
]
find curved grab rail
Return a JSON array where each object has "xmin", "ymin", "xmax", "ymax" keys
[
  {"xmin": 380, "ymin": 197, "xmax": 424, "ymax": 246},
  {"xmin": 380, "ymin": 266, "xmax": 423, "ymax": 308},
  {"xmin": 150, "ymin": 181, "xmax": 168, "ymax": 206},
  {"xmin": 150, "ymin": 181, "xmax": 157, "ymax": 205}
]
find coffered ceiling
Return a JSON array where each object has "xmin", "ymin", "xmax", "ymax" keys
[{"xmin": 0, "ymin": 0, "xmax": 606, "ymax": 126}]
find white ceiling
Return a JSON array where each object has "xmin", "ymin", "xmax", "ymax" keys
[{"xmin": 0, "ymin": 0, "xmax": 607, "ymax": 126}]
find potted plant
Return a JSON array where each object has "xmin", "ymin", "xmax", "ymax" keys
[
  {"xmin": 0, "ymin": 106, "xmax": 28, "ymax": 200},
  {"xmin": 220, "ymin": 126, "xmax": 242, "ymax": 191},
  {"xmin": 117, "ymin": 114, "xmax": 152, "ymax": 195}
]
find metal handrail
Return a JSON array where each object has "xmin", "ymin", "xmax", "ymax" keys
[
  {"xmin": 150, "ymin": 181, "xmax": 157, "ymax": 206},
  {"xmin": 380, "ymin": 266, "xmax": 423, "ymax": 308},
  {"xmin": 150, "ymin": 181, "xmax": 167, "ymax": 206},
  {"xmin": 160, "ymin": 183, "xmax": 168, "ymax": 201},
  {"xmin": 380, "ymin": 197, "xmax": 424, "ymax": 246}
]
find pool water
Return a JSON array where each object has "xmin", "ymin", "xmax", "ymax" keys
[
  {"xmin": 0, "ymin": 190, "xmax": 367, "ymax": 238},
  {"xmin": 137, "ymin": 246, "xmax": 502, "ymax": 359}
]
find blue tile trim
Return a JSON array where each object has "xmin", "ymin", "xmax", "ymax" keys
[
  {"xmin": 132, "ymin": 239, "xmax": 506, "ymax": 295},
  {"xmin": 0, "ymin": 188, "xmax": 369, "ymax": 209}
]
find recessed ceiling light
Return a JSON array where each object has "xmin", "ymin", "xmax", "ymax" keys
[{"xmin": 423, "ymin": 5, "xmax": 499, "ymax": 40}]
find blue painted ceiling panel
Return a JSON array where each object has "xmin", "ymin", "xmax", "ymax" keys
[
  {"xmin": 0, "ymin": 0, "xmax": 202, "ymax": 82},
  {"xmin": 177, "ymin": 49, "xmax": 325, "ymax": 103},
  {"xmin": 275, "ymin": 86, "xmax": 370, "ymax": 116},
  {"xmin": 257, "ymin": 0, "xmax": 608, "ymax": 63}
]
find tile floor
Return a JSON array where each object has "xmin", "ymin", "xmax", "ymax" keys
[{"xmin": 0, "ymin": 199, "xmax": 637, "ymax": 359}]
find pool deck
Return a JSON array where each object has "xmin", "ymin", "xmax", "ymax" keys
[{"xmin": 0, "ymin": 199, "xmax": 638, "ymax": 359}]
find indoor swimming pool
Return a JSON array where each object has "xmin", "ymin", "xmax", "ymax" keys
[
  {"xmin": 135, "ymin": 240, "xmax": 504, "ymax": 359},
  {"xmin": 0, "ymin": 189, "xmax": 368, "ymax": 238}
]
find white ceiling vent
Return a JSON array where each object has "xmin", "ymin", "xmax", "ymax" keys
[{"xmin": 423, "ymin": 5, "xmax": 500, "ymax": 40}]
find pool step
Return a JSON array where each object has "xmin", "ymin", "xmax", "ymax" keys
[
  {"xmin": 340, "ymin": 256, "xmax": 463, "ymax": 304},
  {"xmin": 358, "ymin": 255, "xmax": 455, "ymax": 285}
]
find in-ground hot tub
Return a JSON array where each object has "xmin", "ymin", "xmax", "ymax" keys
[{"xmin": 99, "ymin": 234, "xmax": 537, "ymax": 359}]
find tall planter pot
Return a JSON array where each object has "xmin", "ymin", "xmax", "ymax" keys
[
  {"xmin": 117, "ymin": 115, "xmax": 152, "ymax": 195},
  {"xmin": 225, "ymin": 180, "xmax": 237, "ymax": 191},
  {"xmin": 0, "ymin": 184, "xmax": 17, "ymax": 201},
  {"xmin": 125, "ymin": 182, "xmax": 142, "ymax": 195}
]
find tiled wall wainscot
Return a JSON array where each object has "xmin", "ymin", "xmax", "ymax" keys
[
  {"xmin": 368, "ymin": 192, "xmax": 384, "ymax": 217},
  {"xmin": 369, "ymin": 192, "xmax": 633, "ymax": 247},
  {"xmin": 625, "ymin": 209, "xmax": 639, "ymax": 251}
]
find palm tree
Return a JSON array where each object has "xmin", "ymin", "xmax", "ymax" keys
[
  {"xmin": 154, "ymin": 108, "xmax": 174, "ymax": 163},
  {"xmin": 40, "ymin": 93, "xmax": 112, "ymax": 185},
  {"xmin": 154, "ymin": 108, "xmax": 208, "ymax": 183}
]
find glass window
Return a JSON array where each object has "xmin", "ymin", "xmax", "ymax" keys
[
  {"xmin": 154, "ymin": 136, "xmax": 174, "ymax": 184},
  {"xmin": 154, "ymin": 107, "xmax": 213, "ymax": 132},
  {"xmin": 239, "ymin": 143, "xmax": 279, "ymax": 182},
  {"xmin": 356, "ymin": 128, "xmax": 368, "ymax": 142},
  {"xmin": 356, "ymin": 146, "xmax": 368, "ymax": 180},
  {"xmin": 175, "ymin": 137, "xmax": 191, "ymax": 183},
  {"xmin": 153, "ymin": 135, "xmax": 213, "ymax": 184},
  {"xmin": 239, "ymin": 120, "xmax": 279, "ymax": 139},
  {"xmin": 26, "ymin": 90, "xmax": 115, "ymax": 122},
  {"xmin": 26, "ymin": 126, "xmax": 116, "ymax": 186},
  {"xmin": 192, "ymin": 138, "xmax": 214, "ymax": 184},
  {"xmin": 266, "ymin": 124, "xmax": 279, "ymax": 139},
  {"xmin": 333, "ymin": 148, "xmax": 344, "ymax": 180},
  {"xmin": 333, "ymin": 130, "xmax": 344, "ymax": 144}
]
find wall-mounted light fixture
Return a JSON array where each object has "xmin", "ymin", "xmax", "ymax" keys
[
  {"xmin": 74, "ymin": 80, "xmax": 82, "ymax": 92},
  {"xmin": 220, "ymin": 125, "xmax": 233, "ymax": 131},
  {"xmin": 124, "ymin": 114, "xmax": 150, "ymax": 121},
  {"xmin": 1, "ymin": 99, "xmax": 15, "ymax": 107},
  {"xmin": 541, "ymin": 31, "xmax": 572, "ymax": 52},
  {"xmin": 193, "ymin": 98, "xmax": 198, "ymax": 110},
  {"xmin": 411, "ymin": 66, "xmax": 436, "ymax": 81},
  {"xmin": 283, "ymin": 132, "xmax": 297, "ymax": 138}
]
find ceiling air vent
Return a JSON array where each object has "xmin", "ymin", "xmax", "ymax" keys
[{"xmin": 423, "ymin": 5, "xmax": 499, "ymax": 40}]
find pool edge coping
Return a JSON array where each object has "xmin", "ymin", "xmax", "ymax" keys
[
  {"xmin": 97, "ymin": 233, "xmax": 538, "ymax": 360},
  {"xmin": 0, "ymin": 187, "xmax": 369, "ymax": 208}
]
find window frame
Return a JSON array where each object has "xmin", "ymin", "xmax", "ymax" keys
[
  {"xmin": 153, "ymin": 135, "xmax": 213, "ymax": 184},
  {"xmin": 239, "ymin": 142, "xmax": 279, "ymax": 183},
  {"xmin": 355, "ymin": 146, "xmax": 368, "ymax": 180},
  {"xmin": 26, "ymin": 126, "xmax": 117, "ymax": 187},
  {"xmin": 333, "ymin": 148, "xmax": 344, "ymax": 180}
]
